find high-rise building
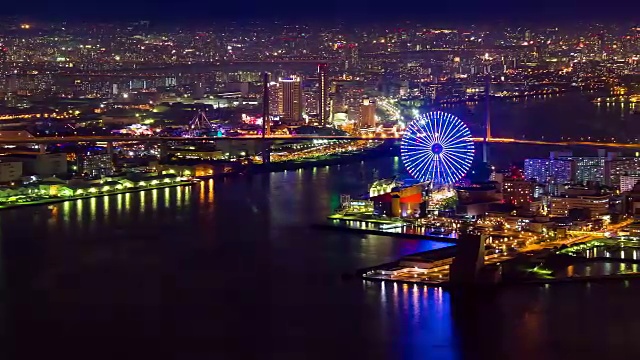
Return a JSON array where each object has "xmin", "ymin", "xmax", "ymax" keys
[
  {"xmin": 610, "ymin": 157, "xmax": 640, "ymax": 190},
  {"xmin": 553, "ymin": 150, "xmax": 616, "ymax": 186},
  {"xmin": 0, "ymin": 45, "xmax": 7, "ymax": 92},
  {"xmin": 524, "ymin": 158, "xmax": 573, "ymax": 184},
  {"xmin": 572, "ymin": 157, "xmax": 608, "ymax": 185},
  {"xmin": 278, "ymin": 76, "xmax": 303, "ymax": 122},
  {"xmin": 268, "ymin": 82, "xmax": 280, "ymax": 116},
  {"xmin": 360, "ymin": 98, "xmax": 376, "ymax": 128},
  {"xmin": 317, "ymin": 63, "xmax": 329, "ymax": 126}
]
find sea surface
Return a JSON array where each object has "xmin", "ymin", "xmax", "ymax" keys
[{"xmin": 2, "ymin": 95, "xmax": 640, "ymax": 359}]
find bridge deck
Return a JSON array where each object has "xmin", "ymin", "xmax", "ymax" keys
[{"xmin": 0, "ymin": 135, "xmax": 635, "ymax": 149}]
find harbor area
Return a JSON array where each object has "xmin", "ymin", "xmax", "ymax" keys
[
  {"xmin": 322, "ymin": 178, "xmax": 461, "ymax": 241},
  {"xmin": 358, "ymin": 235, "xmax": 640, "ymax": 287},
  {"xmin": 330, "ymin": 176, "xmax": 640, "ymax": 286}
]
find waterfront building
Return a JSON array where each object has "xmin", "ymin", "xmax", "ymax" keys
[
  {"xmin": 278, "ymin": 76, "xmax": 303, "ymax": 123},
  {"xmin": 369, "ymin": 179, "xmax": 427, "ymax": 217},
  {"xmin": 215, "ymin": 139, "xmax": 262, "ymax": 158},
  {"xmin": 155, "ymin": 164, "xmax": 218, "ymax": 177},
  {"xmin": 77, "ymin": 153, "xmax": 114, "ymax": 178},
  {"xmin": 369, "ymin": 179, "xmax": 402, "ymax": 197},
  {"xmin": 167, "ymin": 148, "xmax": 224, "ymax": 160}
]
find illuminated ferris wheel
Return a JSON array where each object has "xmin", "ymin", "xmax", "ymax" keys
[{"xmin": 400, "ymin": 111, "xmax": 475, "ymax": 186}]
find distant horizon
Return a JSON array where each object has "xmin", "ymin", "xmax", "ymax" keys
[
  {"xmin": 0, "ymin": 17, "xmax": 638, "ymax": 30},
  {"xmin": 0, "ymin": 0, "xmax": 638, "ymax": 25}
]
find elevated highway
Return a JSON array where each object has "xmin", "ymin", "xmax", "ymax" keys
[{"xmin": 0, "ymin": 134, "xmax": 638, "ymax": 149}]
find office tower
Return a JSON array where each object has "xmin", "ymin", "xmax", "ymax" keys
[
  {"xmin": 317, "ymin": 63, "xmax": 329, "ymax": 126},
  {"xmin": 278, "ymin": 76, "xmax": 303, "ymax": 122},
  {"xmin": 360, "ymin": 98, "xmax": 376, "ymax": 128}
]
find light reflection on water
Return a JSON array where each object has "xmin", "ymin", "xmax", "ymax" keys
[
  {"xmin": 582, "ymin": 246, "xmax": 640, "ymax": 260},
  {"xmin": 557, "ymin": 262, "xmax": 640, "ymax": 277}
]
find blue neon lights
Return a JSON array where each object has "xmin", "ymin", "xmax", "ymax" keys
[{"xmin": 401, "ymin": 111, "xmax": 475, "ymax": 186}]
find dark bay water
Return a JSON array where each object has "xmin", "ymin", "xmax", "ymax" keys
[
  {"xmin": 1, "ymin": 156, "xmax": 640, "ymax": 359},
  {"xmin": 441, "ymin": 91, "xmax": 639, "ymax": 141}
]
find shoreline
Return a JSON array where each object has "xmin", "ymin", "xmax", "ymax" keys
[
  {"xmin": 247, "ymin": 141, "xmax": 398, "ymax": 174},
  {"xmin": 0, "ymin": 146, "xmax": 398, "ymax": 210},
  {"xmin": 0, "ymin": 181, "xmax": 193, "ymax": 211},
  {"xmin": 312, "ymin": 223, "xmax": 458, "ymax": 243}
]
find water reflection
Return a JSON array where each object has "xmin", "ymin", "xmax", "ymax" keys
[
  {"xmin": 371, "ymin": 281, "xmax": 457, "ymax": 360},
  {"xmin": 557, "ymin": 262, "xmax": 640, "ymax": 277}
]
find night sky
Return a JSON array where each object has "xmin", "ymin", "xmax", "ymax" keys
[{"xmin": 0, "ymin": 0, "xmax": 638, "ymax": 23}]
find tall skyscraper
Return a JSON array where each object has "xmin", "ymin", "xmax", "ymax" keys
[
  {"xmin": 278, "ymin": 76, "xmax": 303, "ymax": 122},
  {"xmin": 268, "ymin": 81, "xmax": 280, "ymax": 116},
  {"xmin": 0, "ymin": 45, "xmax": 8, "ymax": 92},
  {"xmin": 262, "ymin": 72, "xmax": 270, "ymax": 136},
  {"xmin": 360, "ymin": 98, "xmax": 376, "ymax": 128},
  {"xmin": 317, "ymin": 63, "xmax": 329, "ymax": 126}
]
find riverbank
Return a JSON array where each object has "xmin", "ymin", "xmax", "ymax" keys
[
  {"xmin": 247, "ymin": 140, "xmax": 398, "ymax": 174},
  {"xmin": 313, "ymin": 222, "xmax": 458, "ymax": 242},
  {"xmin": 351, "ymin": 238, "xmax": 640, "ymax": 288},
  {"xmin": 0, "ymin": 180, "xmax": 193, "ymax": 211}
]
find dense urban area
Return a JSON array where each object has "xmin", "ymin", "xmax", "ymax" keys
[{"xmin": 1, "ymin": 19, "xmax": 640, "ymax": 284}]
